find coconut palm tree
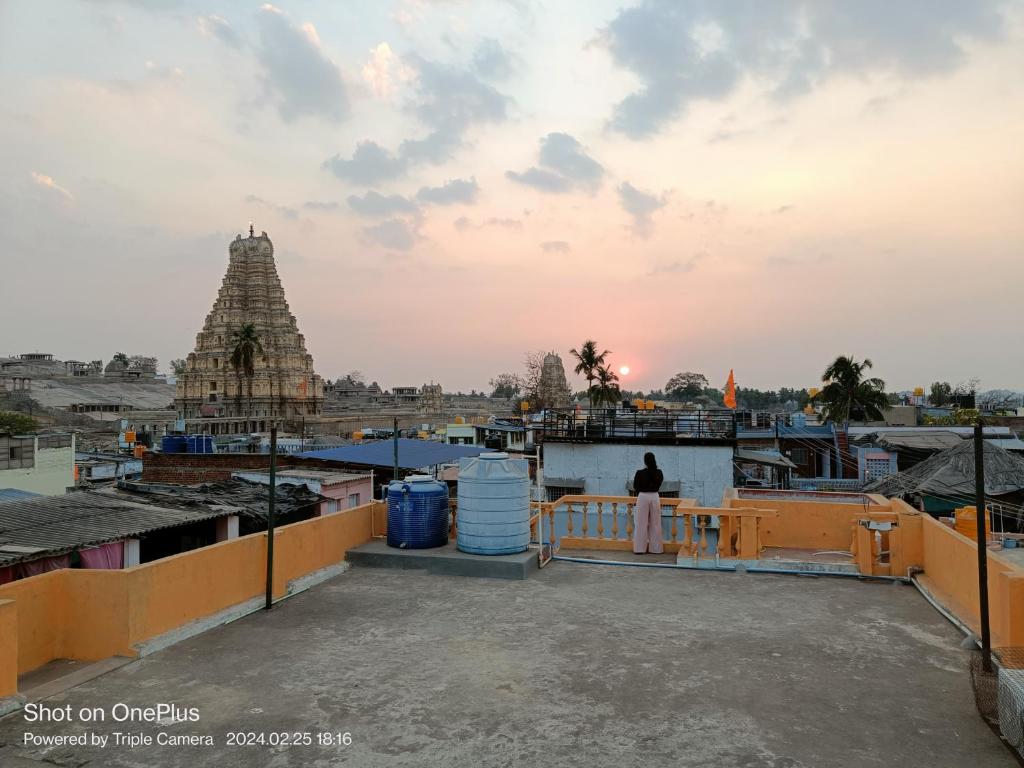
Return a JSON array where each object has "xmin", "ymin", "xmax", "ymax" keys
[
  {"xmin": 569, "ymin": 340, "xmax": 610, "ymax": 406},
  {"xmin": 813, "ymin": 356, "xmax": 889, "ymax": 424},
  {"xmin": 591, "ymin": 364, "xmax": 621, "ymax": 407},
  {"xmin": 229, "ymin": 323, "xmax": 264, "ymax": 416}
]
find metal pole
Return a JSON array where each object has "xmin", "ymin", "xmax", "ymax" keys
[
  {"xmin": 265, "ymin": 425, "xmax": 277, "ymax": 610},
  {"xmin": 974, "ymin": 421, "xmax": 992, "ymax": 671},
  {"xmin": 393, "ymin": 417, "xmax": 399, "ymax": 481}
]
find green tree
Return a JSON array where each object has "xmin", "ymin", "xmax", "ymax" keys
[
  {"xmin": 665, "ymin": 372, "xmax": 709, "ymax": 401},
  {"xmin": 229, "ymin": 323, "xmax": 264, "ymax": 413},
  {"xmin": 590, "ymin": 364, "xmax": 621, "ymax": 407},
  {"xmin": 930, "ymin": 381, "xmax": 952, "ymax": 407},
  {"xmin": 0, "ymin": 411, "xmax": 37, "ymax": 434},
  {"xmin": 112, "ymin": 352, "xmax": 129, "ymax": 366},
  {"xmin": 813, "ymin": 356, "xmax": 889, "ymax": 424},
  {"xmin": 489, "ymin": 373, "xmax": 522, "ymax": 400},
  {"xmin": 170, "ymin": 358, "xmax": 187, "ymax": 375},
  {"xmin": 569, "ymin": 340, "xmax": 610, "ymax": 402}
]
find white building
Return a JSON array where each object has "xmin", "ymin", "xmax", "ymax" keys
[
  {"xmin": 540, "ymin": 410, "xmax": 736, "ymax": 507},
  {"xmin": 0, "ymin": 433, "xmax": 76, "ymax": 496}
]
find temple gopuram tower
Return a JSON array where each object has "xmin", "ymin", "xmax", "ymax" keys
[
  {"xmin": 537, "ymin": 352, "xmax": 571, "ymax": 409},
  {"xmin": 175, "ymin": 227, "xmax": 323, "ymax": 434}
]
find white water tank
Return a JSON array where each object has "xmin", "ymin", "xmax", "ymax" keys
[{"xmin": 457, "ymin": 452, "xmax": 530, "ymax": 555}]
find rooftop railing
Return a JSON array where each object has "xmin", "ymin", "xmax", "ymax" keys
[
  {"xmin": 536, "ymin": 494, "xmax": 777, "ymax": 562},
  {"xmin": 539, "ymin": 408, "xmax": 737, "ymax": 444}
]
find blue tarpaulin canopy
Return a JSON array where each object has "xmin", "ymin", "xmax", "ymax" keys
[{"xmin": 297, "ymin": 439, "xmax": 486, "ymax": 469}]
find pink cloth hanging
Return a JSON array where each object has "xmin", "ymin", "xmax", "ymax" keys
[
  {"xmin": 79, "ymin": 541, "xmax": 124, "ymax": 569},
  {"xmin": 17, "ymin": 554, "xmax": 71, "ymax": 578}
]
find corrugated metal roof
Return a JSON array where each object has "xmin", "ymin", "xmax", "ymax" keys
[
  {"xmin": 735, "ymin": 448, "xmax": 798, "ymax": 469},
  {"xmin": 0, "ymin": 492, "xmax": 236, "ymax": 567},
  {"xmin": 0, "ymin": 488, "xmax": 42, "ymax": 502},
  {"xmin": 298, "ymin": 438, "xmax": 487, "ymax": 469}
]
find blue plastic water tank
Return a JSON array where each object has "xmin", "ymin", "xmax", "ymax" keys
[
  {"xmin": 161, "ymin": 435, "xmax": 187, "ymax": 454},
  {"xmin": 387, "ymin": 475, "xmax": 450, "ymax": 549},
  {"xmin": 186, "ymin": 435, "xmax": 215, "ymax": 454},
  {"xmin": 456, "ymin": 453, "xmax": 530, "ymax": 555}
]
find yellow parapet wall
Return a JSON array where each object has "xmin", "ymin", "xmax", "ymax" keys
[
  {"xmin": 918, "ymin": 512, "xmax": 1024, "ymax": 648},
  {"xmin": 0, "ymin": 501, "xmax": 387, "ymax": 697},
  {"xmin": 722, "ymin": 489, "xmax": 893, "ymax": 552}
]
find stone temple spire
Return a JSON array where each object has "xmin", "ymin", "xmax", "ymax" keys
[{"xmin": 174, "ymin": 229, "xmax": 323, "ymax": 433}]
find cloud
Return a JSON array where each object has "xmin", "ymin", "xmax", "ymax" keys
[
  {"xmin": 197, "ymin": 14, "xmax": 241, "ymax": 48},
  {"xmin": 649, "ymin": 258, "xmax": 697, "ymax": 276},
  {"xmin": 602, "ymin": 0, "xmax": 1006, "ymax": 138},
  {"xmin": 774, "ymin": 205, "xmax": 794, "ymax": 215},
  {"xmin": 256, "ymin": 5, "xmax": 349, "ymax": 122},
  {"xmin": 506, "ymin": 133, "xmax": 604, "ymax": 194},
  {"xmin": 363, "ymin": 218, "xmax": 417, "ymax": 251},
  {"xmin": 454, "ymin": 216, "xmax": 523, "ymax": 231},
  {"xmin": 473, "ymin": 38, "xmax": 516, "ymax": 80},
  {"xmin": 322, "ymin": 141, "xmax": 407, "ymax": 185},
  {"xmin": 504, "ymin": 167, "xmax": 570, "ymax": 193},
  {"xmin": 31, "ymin": 171, "xmax": 74, "ymax": 201},
  {"xmin": 362, "ymin": 42, "xmax": 414, "ymax": 99},
  {"xmin": 302, "ymin": 200, "xmax": 339, "ymax": 211},
  {"xmin": 245, "ymin": 194, "xmax": 298, "ymax": 220},
  {"xmin": 416, "ymin": 177, "xmax": 479, "ymax": 205},
  {"xmin": 347, "ymin": 190, "xmax": 418, "ymax": 217},
  {"xmin": 325, "ymin": 54, "xmax": 510, "ymax": 183},
  {"xmin": 618, "ymin": 181, "xmax": 667, "ymax": 238},
  {"xmin": 541, "ymin": 240, "xmax": 571, "ymax": 253}
]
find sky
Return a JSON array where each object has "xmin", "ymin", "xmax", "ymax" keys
[{"xmin": 1, "ymin": 0, "xmax": 1023, "ymax": 395}]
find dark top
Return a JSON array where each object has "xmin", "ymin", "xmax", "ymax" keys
[{"xmin": 633, "ymin": 467, "xmax": 663, "ymax": 494}]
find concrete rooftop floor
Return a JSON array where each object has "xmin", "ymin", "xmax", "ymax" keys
[{"xmin": 0, "ymin": 562, "xmax": 1014, "ymax": 768}]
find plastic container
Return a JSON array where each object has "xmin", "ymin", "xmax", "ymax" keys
[
  {"xmin": 387, "ymin": 475, "xmax": 449, "ymax": 549},
  {"xmin": 161, "ymin": 435, "xmax": 187, "ymax": 454},
  {"xmin": 457, "ymin": 452, "xmax": 530, "ymax": 555}
]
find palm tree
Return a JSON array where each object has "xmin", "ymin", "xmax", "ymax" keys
[
  {"xmin": 591, "ymin": 364, "xmax": 621, "ymax": 407},
  {"xmin": 229, "ymin": 323, "xmax": 264, "ymax": 416},
  {"xmin": 813, "ymin": 356, "xmax": 889, "ymax": 424},
  {"xmin": 569, "ymin": 340, "xmax": 610, "ymax": 406}
]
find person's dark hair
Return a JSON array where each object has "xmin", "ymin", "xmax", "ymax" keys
[{"xmin": 643, "ymin": 452, "xmax": 657, "ymax": 470}]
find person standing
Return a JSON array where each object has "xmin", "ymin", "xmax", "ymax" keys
[{"xmin": 632, "ymin": 452, "xmax": 664, "ymax": 554}]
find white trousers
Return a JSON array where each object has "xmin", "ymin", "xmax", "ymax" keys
[{"xmin": 633, "ymin": 492, "xmax": 664, "ymax": 554}]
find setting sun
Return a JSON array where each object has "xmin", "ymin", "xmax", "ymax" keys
[{"xmin": 619, "ymin": 365, "xmax": 630, "ymax": 376}]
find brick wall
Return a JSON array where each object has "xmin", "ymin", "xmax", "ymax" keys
[
  {"xmin": 140, "ymin": 453, "xmax": 379, "ymax": 484},
  {"xmin": 142, "ymin": 454, "xmax": 290, "ymax": 483}
]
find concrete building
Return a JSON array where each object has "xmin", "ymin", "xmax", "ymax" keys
[
  {"xmin": 0, "ymin": 433, "xmax": 75, "ymax": 496},
  {"xmin": 541, "ymin": 409, "xmax": 736, "ymax": 506},
  {"xmin": 74, "ymin": 452, "xmax": 143, "ymax": 484},
  {"xmin": 232, "ymin": 468, "xmax": 372, "ymax": 515},
  {"xmin": 175, "ymin": 227, "xmax": 324, "ymax": 434}
]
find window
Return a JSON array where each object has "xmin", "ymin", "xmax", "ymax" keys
[
  {"xmin": 789, "ymin": 447, "xmax": 808, "ymax": 464},
  {"xmin": 348, "ymin": 493, "xmax": 361, "ymax": 508},
  {"xmin": 213, "ymin": 359, "xmax": 220, "ymax": 369},
  {"xmin": 546, "ymin": 486, "xmax": 580, "ymax": 502},
  {"xmin": 210, "ymin": 381, "xmax": 217, "ymax": 391}
]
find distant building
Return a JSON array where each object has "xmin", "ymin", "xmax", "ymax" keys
[
  {"xmin": 232, "ymin": 469, "xmax": 372, "ymax": 515},
  {"xmin": 175, "ymin": 228, "xmax": 324, "ymax": 434},
  {"xmin": 537, "ymin": 352, "xmax": 571, "ymax": 409},
  {"xmin": 541, "ymin": 409, "xmax": 736, "ymax": 506},
  {"xmin": 0, "ymin": 433, "xmax": 75, "ymax": 496},
  {"xmin": 420, "ymin": 383, "xmax": 443, "ymax": 413}
]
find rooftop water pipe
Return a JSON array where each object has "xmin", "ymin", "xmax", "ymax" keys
[{"xmin": 551, "ymin": 554, "xmax": 910, "ymax": 582}]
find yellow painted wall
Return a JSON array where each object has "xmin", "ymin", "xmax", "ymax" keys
[
  {"xmin": 919, "ymin": 513, "xmax": 1024, "ymax": 648},
  {"xmin": 0, "ymin": 501, "xmax": 386, "ymax": 689},
  {"xmin": 726, "ymin": 495, "xmax": 892, "ymax": 551},
  {"xmin": 0, "ymin": 600, "xmax": 17, "ymax": 698},
  {"xmin": 0, "ymin": 570, "xmax": 66, "ymax": 673}
]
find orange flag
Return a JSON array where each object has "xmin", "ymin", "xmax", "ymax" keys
[{"xmin": 724, "ymin": 369, "xmax": 737, "ymax": 409}]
